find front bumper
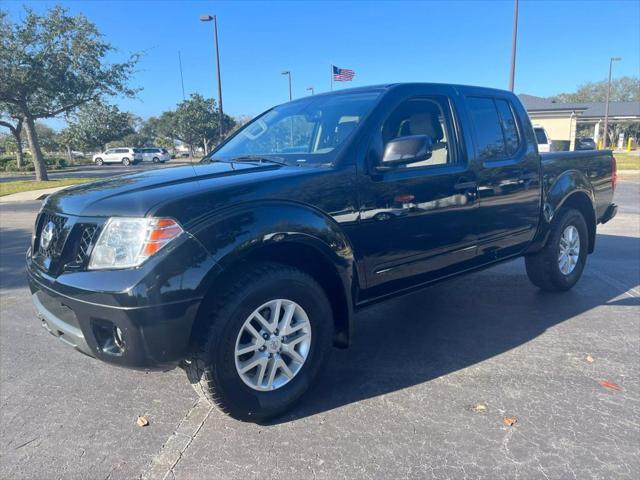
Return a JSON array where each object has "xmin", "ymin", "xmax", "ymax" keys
[{"xmin": 27, "ymin": 251, "xmax": 205, "ymax": 370}]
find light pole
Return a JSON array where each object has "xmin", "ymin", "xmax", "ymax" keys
[
  {"xmin": 508, "ymin": 0, "xmax": 518, "ymax": 91},
  {"xmin": 603, "ymin": 56, "xmax": 621, "ymax": 149},
  {"xmin": 200, "ymin": 14, "xmax": 224, "ymax": 142},
  {"xmin": 281, "ymin": 70, "xmax": 292, "ymax": 101},
  {"xmin": 306, "ymin": 87, "xmax": 315, "ymax": 95}
]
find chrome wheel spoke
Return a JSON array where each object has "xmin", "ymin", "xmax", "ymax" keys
[
  {"xmin": 558, "ymin": 225, "xmax": 580, "ymax": 276},
  {"xmin": 236, "ymin": 343, "xmax": 260, "ymax": 356},
  {"xmin": 235, "ymin": 299, "xmax": 312, "ymax": 391}
]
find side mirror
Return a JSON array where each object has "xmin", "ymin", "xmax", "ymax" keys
[{"xmin": 379, "ymin": 135, "xmax": 433, "ymax": 169}]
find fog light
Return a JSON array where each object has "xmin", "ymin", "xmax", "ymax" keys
[{"xmin": 114, "ymin": 327, "xmax": 125, "ymax": 349}]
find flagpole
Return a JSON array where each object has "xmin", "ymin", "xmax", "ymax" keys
[{"xmin": 330, "ymin": 64, "xmax": 333, "ymax": 91}]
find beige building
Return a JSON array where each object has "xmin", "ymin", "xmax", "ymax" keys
[{"xmin": 519, "ymin": 94, "xmax": 640, "ymax": 150}]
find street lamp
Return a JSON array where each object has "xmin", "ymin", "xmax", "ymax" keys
[
  {"xmin": 306, "ymin": 87, "xmax": 315, "ymax": 95},
  {"xmin": 603, "ymin": 56, "xmax": 622, "ymax": 149},
  {"xmin": 508, "ymin": 0, "xmax": 518, "ymax": 91},
  {"xmin": 281, "ymin": 70, "xmax": 292, "ymax": 101},
  {"xmin": 200, "ymin": 14, "xmax": 224, "ymax": 142}
]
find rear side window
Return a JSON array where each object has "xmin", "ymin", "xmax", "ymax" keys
[
  {"xmin": 495, "ymin": 99, "xmax": 520, "ymax": 156},
  {"xmin": 467, "ymin": 97, "xmax": 521, "ymax": 161}
]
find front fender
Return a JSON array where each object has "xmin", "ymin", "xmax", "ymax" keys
[{"xmin": 188, "ymin": 200, "xmax": 357, "ymax": 344}]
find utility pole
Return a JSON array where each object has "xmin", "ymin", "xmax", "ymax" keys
[
  {"xmin": 281, "ymin": 70, "xmax": 292, "ymax": 101},
  {"xmin": 178, "ymin": 51, "xmax": 186, "ymax": 101},
  {"xmin": 508, "ymin": 0, "xmax": 518, "ymax": 91},
  {"xmin": 200, "ymin": 14, "xmax": 224, "ymax": 142},
  {"xmin": 603, "ymin": 56, "xmax": 622, "ymax": 149}
]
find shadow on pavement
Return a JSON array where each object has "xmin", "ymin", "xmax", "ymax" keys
[
  {"xmin": 0, "ymin": 226, "xmax": 31, "ymax": 290},
  {"xmin": 269, "ymin": 233, "xmax": 639, "ymax": 424}
]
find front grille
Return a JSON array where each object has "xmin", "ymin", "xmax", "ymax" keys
[
  {"xmin": 75, "ymin": 225, "xmax": 99, "ymax": 265},
  {"xmin": 33, "ymin": 211, "xmax": 102, "ymax": 272},
  {"xmin": 37, "ymin": 213, "xmax": 68, "ymax": 258}
]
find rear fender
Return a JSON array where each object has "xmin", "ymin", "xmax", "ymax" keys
[{"xmin": 526, "ymin": 169, "xmax": 596, "ymax": 254}]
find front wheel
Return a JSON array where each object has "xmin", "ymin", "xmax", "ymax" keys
[
  {"xmin": 525, "ymin": 207, "xmax": 588, "ymax": 291},
  {"xmin": 184, "ymin": 262, "xmax": 333, "ymax": 422},
  {"xmin": 121, "ymin": 157, "xmax": 131, "ymax": 166},
  {"xmin": 95, "ymin": 158, "xmax": 103, "ymax": 166},
  {"xmin": 152, "ymin": 157, "xmax": 160, "ymax": 163}
]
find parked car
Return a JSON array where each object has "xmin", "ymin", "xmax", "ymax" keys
[
  {"xmin": 533, "ymin": 124, "xmax": 552, "ymax": 152},
  {"xmin": 140, "ymin": 147, "xmax": 171, "ymax": 163},
  {"xmin": 28, "ymin": 84, "xmax": 617, "ymax": 422},
  {"xmin": 575, "ymin": 137, "xmax": 597, "ymax": 151},
  {"xmin": 92, "ymin": 148, "xmax": 142, "ymax": 166}
]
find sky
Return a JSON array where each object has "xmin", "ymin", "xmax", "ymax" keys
[{"xmin": 4, "ymin": 0, "xmax": 640, "ymax": 129}]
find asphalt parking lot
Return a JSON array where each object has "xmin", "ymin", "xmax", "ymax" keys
[
  {"xmin": 1, "ymin": 178, "xmax": 638, "ymax": 480},
  {"xmin": 0, "ymin": 160, "xmax": 194, "ymax": 183}
]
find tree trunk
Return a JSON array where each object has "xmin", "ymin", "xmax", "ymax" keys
[
  {"xmin": 66, "ymin": 145, "xmax": 73, "ymax": 164},
  {"xmin": 203, "ymin": 137, "xmax": 209, "ymax": 156},
  {"xmin": 11, "ymin": 125, "xmax": 24, "ymax": 168},
  {"xmin": 23, "ymin": 116, "xmax": 48, "ymax": 181}
]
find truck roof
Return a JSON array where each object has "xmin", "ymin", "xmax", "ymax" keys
[{"xmin": 296, "ymin": 82, "xmax": 517, "ymax": 100}]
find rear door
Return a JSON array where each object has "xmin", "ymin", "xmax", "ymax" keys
[
  {"xmin": 464, "ymin": 95, "xmax": 542, "ymax": 261},
  {"xmin": 355, "ymin": 87, "xmax": 480, "ymax": 299},
  {"xmin": 104, "ymin": 149, "xmax": 117, "ymax": 162}
]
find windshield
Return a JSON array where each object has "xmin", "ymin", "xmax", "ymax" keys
[{"xmin": 209, "ymin": 91, "xmax": 380, "ymax": 164}]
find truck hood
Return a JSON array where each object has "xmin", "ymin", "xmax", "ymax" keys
[{"xmin": 43, "ymin": 162, "xmax": 291, "ymax": 217}]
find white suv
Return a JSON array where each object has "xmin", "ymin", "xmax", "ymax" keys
[
  {"xmin": 533, "ymin": 125, "xmax": 552, "ymax": 153},
  {"xmin": 139, "ymin": 147, "xmax": 171, "ymax": 163},
  {"xmin": 93, "ymin": 148, "xmax": 142, "ymax": 166}
]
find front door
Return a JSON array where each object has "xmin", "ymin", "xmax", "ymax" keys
[{"xmin": 355, "ymin": 92, "xmax": 479, "ymax": 300}]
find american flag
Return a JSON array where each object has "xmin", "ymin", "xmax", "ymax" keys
[{"xmin": 333, "ymin": 65, "xmax": 355, "ymax": 82}]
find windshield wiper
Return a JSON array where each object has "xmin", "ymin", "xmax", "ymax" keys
[{"xmin": 229, "ymin": 155, "xmax": 287, "ymax": 166}]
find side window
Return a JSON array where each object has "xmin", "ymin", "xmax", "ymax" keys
[
  {"xmin": 381, "ymin": 97, "xmax": 452, "ymax": 168},
  {"xmin": 105, "ymin": 149, "xmax": 114, "ymax": 154},
  {"xmin": 495, "ymin": 99, "xmax": 520, "ymax": 156},
  {"xmin": 467, "ymin": 97, "xmax": 506, "ymax": 161}
]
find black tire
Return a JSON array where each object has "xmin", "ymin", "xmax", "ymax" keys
[
  {"xmin": 122, "ymin": 157, "xmax": 131, "ymax": 166},
  {"xmin": 95, "ymin": 158, "xmax": 103, "ymax": 166},
  {"xmin": 184, "ymin": 262, "xmax": 333, "ymax": 422},
  {"xmin": 525, "ymin": 207, "xmax": 588, "ymax": 292},
  {"xmin": 152, "ymin": 157, "xmax": 160, "ymax": 163}
]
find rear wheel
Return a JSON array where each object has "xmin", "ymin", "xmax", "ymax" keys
[
  {"xmin": 184, "ymin": 262, "xmax": 333, "ymax": 422},
  {"xmin": 121, "ymin": 157, "xmax": 131, "ymax": 166},
  {"xmin": 525, "ymin": 207, "xmax": 588, "ymax": 291},
  {"xmin": 95, "ymin": 158, "xmax": 103, "ymax": 166}
]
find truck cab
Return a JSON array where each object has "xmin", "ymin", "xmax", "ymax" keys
[{"xmin": 28, "ymin": 83, "xmax": 617, "ymax": 422}]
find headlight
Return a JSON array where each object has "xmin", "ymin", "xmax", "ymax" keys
[{"xmin": 88, "ymin": 217, "xmax": 184, "ymax": 270}]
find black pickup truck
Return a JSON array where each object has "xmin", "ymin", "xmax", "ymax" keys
[{"xmin": 27, "ymin": 83, "xmax": 617, "ymax": 421}]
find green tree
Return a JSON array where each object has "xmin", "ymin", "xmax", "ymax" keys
[
  {"xmin": 0, "ymin": 7, "xmax": 139, "ymax": 180},
  {"xmin": 553, "ymin": 76, "xmax": 640, "ymax": 103},
  {"xmin": 173, "ymin": 93, "xmax": 236, "ymax": 156},
  {"xmin": 33, "ymin": 122, "xmax": 59, "ymax": 152},
  {"xmin": 63, "ymin": 101, "xmax": 135, "ymax": 152}
]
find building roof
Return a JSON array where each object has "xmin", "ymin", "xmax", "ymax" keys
[{"xmin": 519, "ymin": 94, "xmax": 640, "ymax": 119}]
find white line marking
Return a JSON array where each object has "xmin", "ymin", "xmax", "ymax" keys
[{"xmin": 141, "ymin": 398, "xmax": 213, "ymax": 480}]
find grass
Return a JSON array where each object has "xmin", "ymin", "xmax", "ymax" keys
[
  {"xmin": 0, "ymin": 178, "xmax": 98, "ymax": 197},
  {"xmin": 613, "ymin": 152, "xmax": 640, "ymax": 170}
]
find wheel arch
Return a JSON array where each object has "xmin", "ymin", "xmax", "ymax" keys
[
  {"xmin": 527, "ymin": 169, "xmax": 597, "ymax": 254},
  {"xmin": 188, "ymin": 201, "xmax": 358, "ymax": 349}
]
